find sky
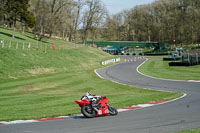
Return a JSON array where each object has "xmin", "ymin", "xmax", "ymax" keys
[{"xmin": 101, "ymin": 0, "xmax": 156, "ymax": 15}]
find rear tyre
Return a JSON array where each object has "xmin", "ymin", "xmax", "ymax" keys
[
  {"xmin": 108, "ymin": 106, "xmax": 118, "ymax": 116},
  {"xmin": 81, "ymin": 105, "xmax": 96, "ymax": 118}
]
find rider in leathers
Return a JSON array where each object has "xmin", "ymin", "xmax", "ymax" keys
[{"xmin": 84, "ymin": 92, "xmax": 101, "ymax": 106}]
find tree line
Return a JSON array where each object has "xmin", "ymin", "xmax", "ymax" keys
[
  {"xmin": 103, "ymin": 0, "xmax": 200, "ymax": 44},
  {"xmin": 0, "ymin": 0, "xmax": 107, "ymax": 43},
  {"xmin": 0, "ymin": 0, "xmax": 36, "ymax": 37},
  {"xmin": 1, "ymin": 0, "xmax": 200, "ymax": 45}
]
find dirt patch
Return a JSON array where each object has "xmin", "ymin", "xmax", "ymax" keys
[
  {"xmin": 8, "ymin": 75, "xmax": 17, "ymax": 79},
  {"xmin": 27, "ymin": 67, "xmax": 55, "ymax": 75},
  {"xmin": 12, "ymin": 82, "xmax": 59, "ymax": 93}
]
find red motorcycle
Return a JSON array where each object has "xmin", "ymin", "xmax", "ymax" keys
[{"xmin": 75, "ymin": 95, "xmax": 118, "ymax": 118}]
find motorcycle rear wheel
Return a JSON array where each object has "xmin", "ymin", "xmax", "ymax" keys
[
  {"xmin": 108, "ymin": 106, "xmax": 118, "ymax": 116},
  {"xmin": 81, "ymin": 105, "xmax": 96, "ymax": 118}
]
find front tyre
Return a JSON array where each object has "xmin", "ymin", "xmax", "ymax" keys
[
  {"xmin": 81, "ymin": 105, "xmax": 96, "ymax": 118},
  {"xmin": 108, "ymin": 106, "xmax": 118, "ymax": 116}
]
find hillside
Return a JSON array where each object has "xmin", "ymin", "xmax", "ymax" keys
[
  {"xmin": 0, "ymin": 28, "xmax": 181, "ymax": 121},
  {"xmin": 0, "ymin": 27, "xmax": 114, "ymax": 82},
  {"xmin": 0, "ymin": 47, "xmax": 112, "ymax": 82}
]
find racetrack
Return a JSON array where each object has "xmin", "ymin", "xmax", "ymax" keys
[{"xmin": 0, "ymin": 56, "xmax": 200, "ymax": 133}]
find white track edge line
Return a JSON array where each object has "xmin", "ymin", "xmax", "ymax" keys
[
  {"xmin": 94, "ymin": 61, "xmax": 188, "ymax": 110},
  {"xmin": 0, "ymin": 94, "xmax": 187, "ymax": 125},
  {"xmin": 0, "ymin": 59, "xmax": 188, "ymax": 126}
]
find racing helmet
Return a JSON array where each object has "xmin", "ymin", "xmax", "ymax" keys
[{"xmin": 85, "ymin": 92, "xmax": 91, "ymax": 96}]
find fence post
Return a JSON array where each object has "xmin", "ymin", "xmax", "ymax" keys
[
  {"xmin": 23, "ymin": 42, "xmax": 25, "ymax": 50},
  {"xmin": 28, "ymin": 43, "xmax": 31, "ymax": 49},
  {"xmin": 1, "ymin": 40, "xmax": 4, "ymax": 48},
  {"xmin": 188, "ymin": 53, "xmax": 190, "ymax": 64},
  {"xmin": 9, "ymin": 43, "xmax": 10, "ymax": 49},
  {"xmin": 16, "ymin": 42, "xmax": 18, "ymax": 49},
  {"xmin": 45, "ymin": 44, "xmax": 47, "ymax": 53},
  {"xmin": 197, "ymin": 53, "xmax": 199, "ymax": 64},
  {"xmin": 8, "ymin": 41, "xmax": 11, "ymax": 49}
]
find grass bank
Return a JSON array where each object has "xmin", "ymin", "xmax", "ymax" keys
[
  {"xmin": 139, "ymin": 56, "xmax": 200, "ymax": 80},
  {"xmin": 0, "ymin": 28, "xmax": 182, "ymax": 121},
  {"xmin": 0, "ymin": 48, "xmax": 181, "ymax": 121},
  {"xmin": 0, "ymin": 27, "xmax": 77, "ymax": 50},
  {"xmin": 172, "ymin": 128, "xmax": 200, "ymax": 133}
]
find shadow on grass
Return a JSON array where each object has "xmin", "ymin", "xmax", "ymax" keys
[
  {"xmin": 0, "ymin": 32, "xmax": 25, "ymax": 40},
  {"xmin": 24, "ymin": 35, "xmax": 49, "ymax": 44}
]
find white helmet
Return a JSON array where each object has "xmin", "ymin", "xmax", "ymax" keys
[{"xmin": 85, "ymin": 92, "xmax": 91, "ymax": 96}]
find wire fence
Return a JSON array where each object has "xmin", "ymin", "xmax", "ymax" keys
[
  {"xmin": 182, "ymin": 53, "xmax": 200, "ymax": 65},
  {"xmin": 0, "ymin": 39, "xmax": 83, "ymax": 52}
]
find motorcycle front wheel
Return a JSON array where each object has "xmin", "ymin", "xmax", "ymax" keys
[
  {"xmin": 108, "ymin": 106, "xmax": 118, "ymax": 116},
  {"xmin": 81, "ymin": 105, "xmax": 96, "ymax": 118}
]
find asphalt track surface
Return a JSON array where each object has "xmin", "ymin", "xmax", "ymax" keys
[{"xmin": 0, "ymin": 56, "xmax": 200, "ymax": 133}]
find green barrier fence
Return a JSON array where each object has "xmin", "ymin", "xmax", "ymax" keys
[{"xmin": 77, "ymin": 41, "xmax": 170, "ymax": 52}]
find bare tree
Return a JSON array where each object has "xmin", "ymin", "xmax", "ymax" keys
[
  {"xmin": 31, "ymin": 0, "xmax": 75, "ymax": 40},
  {"xmin": 71, "ymin": 0, "xmax": 85, "ymax": 42},
  {"xmin": 81, "ymin": 0, "xmax": 107, "ymax": 44},
  {"xmin": 102, "ymin": 0, "xmax": 200, "ymax": 45}
]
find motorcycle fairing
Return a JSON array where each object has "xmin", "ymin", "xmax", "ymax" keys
[
  {"xmin": 96, "ymin": 97, "xmax": 110, "ymax": 116},
  {"xmin": 75, "ymin": 99, "xmax": 91, "ymax": 107}
]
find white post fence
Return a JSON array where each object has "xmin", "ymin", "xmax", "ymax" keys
[{"xmin": 1, "ymin": 39, "xmax": 82, "ymax": 51}]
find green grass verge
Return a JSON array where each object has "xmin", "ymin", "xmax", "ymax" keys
[
  {"xmin": 0, "ymin": 28, "xmax": 182, "ymax": 121},
  {"xmin": 139, "ymin": 56, "xmax": 200, "ymax": 80},
  {"xmin": 0, "ymin": 49, "xmax": 181, "ymax": 121},
  {"xmin": 172, "ymin": 128, "xmax": 200, "ymax": 133}
]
